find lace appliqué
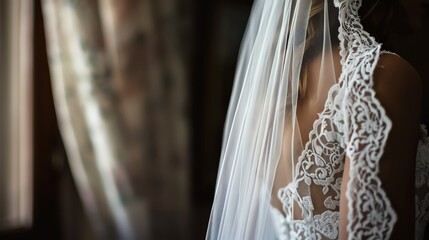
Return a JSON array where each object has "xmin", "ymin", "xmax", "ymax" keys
[
  {"xmin": 336, "ymin": 0, "xmax": 398, "ymax": 239},
  {"xmin": 271, "ymin": 0, "xmax": 429, "ymax": 239},
  {"xmin": 273, "ymin": 81, "xmax": 346, "ymax": 239},
  {"xmin": 415, "ymin": 125, "xmax": 429, "ymax": 240},
  {"xmin": 272, "ymin": 0, "xmax": 399, "ymax": 239}
]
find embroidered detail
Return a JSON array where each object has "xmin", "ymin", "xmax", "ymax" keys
[
  {"xmin": 272, "ymin": 1, "xmax": 429, "ymax": 240},
  {"xmin": 333, "ymin": 0, "xmax": 346, "ymax": 8},
  {"xmin": 415, "ymin": 124, "xmax": 429, "ymax": 240},
  {"xmin": 314, "ymin": 211, "xmax": 340, "ymax": 239}
]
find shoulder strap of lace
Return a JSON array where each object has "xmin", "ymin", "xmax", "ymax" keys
[{"xmin": 336, "ymin": 0, "xmax": 398, "ymax": 239}]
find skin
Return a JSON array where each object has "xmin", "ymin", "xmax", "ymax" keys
[
  {"xmin": 296, "ymin": 47, "xmax": 422, "ymax": 239},
  {"xmin": 297, "ymin": 1, "xmax": 426, "ymax": 239},
  {"xmin": 272, "ymin": 1, "xmax": 427, "ymax": 238},
  {"xmin": 338, "ymin": 53, "xmax": 422, "ymax": 240},
  {"xmin": 338, "ymin": 0, "xmax": 426, "ymax": 239},
  {"xmin": 293, "ymin": 54, "xmax": 421, "ymax": 239}
]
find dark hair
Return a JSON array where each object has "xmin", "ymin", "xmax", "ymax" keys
[{"xmin": 360, "ymin": 0, "xmax": 396, "ymax": 45}]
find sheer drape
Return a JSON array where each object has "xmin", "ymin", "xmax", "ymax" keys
[{"xmin": 42, "ymin": 0, "xmax": 190, "ymax": 239}]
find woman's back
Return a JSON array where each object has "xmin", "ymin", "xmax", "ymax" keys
[
  {"xmin": 206, "ymin": 0, "xmax": 429, "ymax": 239},
  {"xmin": 271, "ymin": 49, "xmax": 429, "ymax": 239}
]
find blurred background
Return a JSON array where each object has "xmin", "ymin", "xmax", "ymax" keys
[{"xmin": 0, "ymin": 0, "xmax": 428, "ymax": 239}]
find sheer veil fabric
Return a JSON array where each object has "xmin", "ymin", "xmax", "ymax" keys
[{"xmin": 206, "ymin": 0, "xmax": 425, "ymax": 239}]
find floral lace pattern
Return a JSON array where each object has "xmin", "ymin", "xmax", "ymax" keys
[
  {"xmin": 337, "ymin": 0, "xmax": 397, "ymax": 238},
  {"xmin": 416, "ymin": 125, "xmax": 429, "ymax": 240},
  {"xmin": 272, "ymin": 82, "xmax": 346, "ymax": 239},
  {"xmin": 271, "ymin": 0, "xmax": 429, "ymax": 239}
]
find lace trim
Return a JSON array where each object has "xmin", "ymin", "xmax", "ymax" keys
[
  {"xmin": 336, "ymin": 0, "xmax": 397, "ymax": 239},
  {"xmin": 415, "ymin": 125, "xmax": 429, "ymax": 240},
  {"xmin": 272, "ymin": 1, "xmax": 413, "ymax": 239}
]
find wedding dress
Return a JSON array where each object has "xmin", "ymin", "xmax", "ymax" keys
[
  {"xmin": 206, "ymin": 0, "xmax": 429, "ymax": 239},
  {"xmin": 271, "ymin": 123, "xmax": 429, "ymax": 240},
  {"xmin": 269, "ymin": 45, "xmax": 429, "ymax": 238}
]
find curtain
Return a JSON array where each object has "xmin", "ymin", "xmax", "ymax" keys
[
  {"xmin": 42, "ymin": 0, "xmax": 190, "ymax": 239},
  {"xmin": 0, "ymin": 0, "xmax": 33, "ymax": 231}
]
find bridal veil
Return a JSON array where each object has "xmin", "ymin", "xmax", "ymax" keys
[{"xmin": 206, "ymin": 0, "xmax": 399, "ymax": 239}]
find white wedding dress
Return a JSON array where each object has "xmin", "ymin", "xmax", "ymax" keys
[
  {"xmin": 270, "ymin": 57, "xmax": 429, "ymax": 238},
  {"xmin": 269, "ymin": 5, "xmax": 429, "ymax": 239},
  {"xmin": 206, "ymin": 0, "xmax": 429, "ymax": 239}
]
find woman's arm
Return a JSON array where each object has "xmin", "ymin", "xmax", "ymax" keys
[{"xmin": 338, "ymin": 53, "xmax": 422, "ymax": 240}]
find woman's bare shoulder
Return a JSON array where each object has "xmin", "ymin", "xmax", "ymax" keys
[
  {"xmin": 371, "ymin": 52, "xmax": 422, "ymax": 239},
  {"xmin": 374, "ymin": 52, "xmax": 422, "ymax": 98},
  {"xmin": 372, "ymin": 52, "xmax": 422, "ymax": 116}
]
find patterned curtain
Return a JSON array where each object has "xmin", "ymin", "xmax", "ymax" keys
[{"xmin": 42, "ymin": 0, "xmax": 190, "ymax": 239}]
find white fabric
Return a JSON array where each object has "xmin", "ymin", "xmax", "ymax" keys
[
  {"xmin": 206, "ymin": 0, "xmax": 429, "ymax": 239},
  {"xmin": 270, "ymin": 124, "xmax": 429, "ymax": 240}
]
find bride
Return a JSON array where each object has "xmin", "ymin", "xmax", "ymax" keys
[{"xmin": 206, "ymin": 0, "xmax": 429, "ymax": 239}]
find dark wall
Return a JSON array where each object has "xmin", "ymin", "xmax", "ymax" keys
[{"xmin": 190, "ymin": 0, "xmax": 252, "ymax": 238}]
